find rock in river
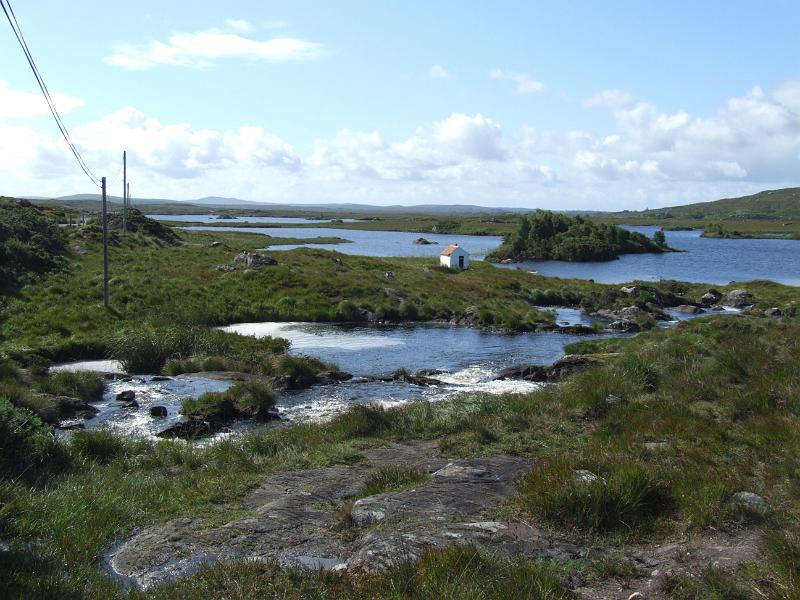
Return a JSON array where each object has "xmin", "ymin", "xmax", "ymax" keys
[{"xmin": 674, "ymin": 304, "xmax": 703, "ymax": 314}]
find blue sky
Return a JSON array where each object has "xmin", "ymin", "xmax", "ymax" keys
[{"xmin": 1, "ymin": 1, "xmax": 799, "ymax": 208}]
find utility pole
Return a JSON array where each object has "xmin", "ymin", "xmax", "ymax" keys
[
  {"xmin": 127, "ymin": 182, "xmax": 131, "ymax": 208},
  {"xmin": 102, "ymin": 176, "xmax": 110, "ymax": 307},
  {"xmin": 122, "ymin": 150, "xmax": 127, "ymax": 233}
]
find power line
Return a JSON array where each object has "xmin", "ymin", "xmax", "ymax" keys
[{"xmin": 0, "ymin": 0, "xmax": 101, "ymax": 187}]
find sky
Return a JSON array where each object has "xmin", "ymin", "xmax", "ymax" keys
[{"xmin": 1, "ymin": 0, "xmax": 799, "ymax": 209}]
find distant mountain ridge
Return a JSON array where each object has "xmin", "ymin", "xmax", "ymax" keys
[{"xmin": 24, "ymin": 194, "xmax": 533, "ymax": 215}]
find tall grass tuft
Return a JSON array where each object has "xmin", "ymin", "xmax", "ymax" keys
[
  {"xmin": 519, "ymin": 460, "xmax": 673, "ymax": 535},
  {"xmin": 39, "ymin": 371, "xmax": 104, "ymax": 401}
]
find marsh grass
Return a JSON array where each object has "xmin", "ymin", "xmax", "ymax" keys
[{"xmin": 38, "ymin": 371, "xmax": 104, "ymax": 401}]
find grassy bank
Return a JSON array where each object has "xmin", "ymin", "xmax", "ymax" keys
[{"xmin": 2, "ymin": 313, "xmax": 800, "ymax": 597}]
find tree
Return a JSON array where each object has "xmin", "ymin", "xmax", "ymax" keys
[{"xmin": 653, "ymin": 230, "xmax": 667, "ymax": 246}]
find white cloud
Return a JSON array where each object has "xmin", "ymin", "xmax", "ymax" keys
[
  {"xmin": 225, "ymin": 19, "xmax": 254, "ymax": 33},
  {"xmin": 0, "ymin": 80, "xmax": 84, "ymax": 120},
  {"xmin": 105, "ymin": 23, "xmax": 324, "ymax": 70},
  {"xmin": 2, "ymin": 80, "xmax": 800, "ymax": 210},
  {"xmin": 489, "ymin": 69, "xmax": 544, "ymax": 94},
  {"xmin": 429, "ymin": 64, "xmax": 451, "ymax": 80},
  {"xmin": 584, "ymin": 89, "xmax": 634, "ymax": 109}
]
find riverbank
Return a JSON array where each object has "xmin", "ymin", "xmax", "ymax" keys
[{"xmin": 2, "ymin": 314, "xmax": 800, "ymax": 597}]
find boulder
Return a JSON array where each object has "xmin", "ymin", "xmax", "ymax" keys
[
  {"xmin": 494, "ymin": 365, "xmax": 550, "ymax": 382},
  {"xmin": 550, "ymin": 355, "xmax": 600, "ymax": 379},
  {"xmin": 233, "ymin": 252, "xmax": 278, "ymax": 267},
  {"xmin": 731, "ymin": 491, "xmax": 770, "ymax": 516},
  {"xmin": 573, "ymin": 469, "xmax": 602, "ymax": 484},
  {"xmin": 620, "ymin": 306, "xmax": 647, "ymax": 317},
  {"xmin": 383, "ymin": 287, "xmax": 406, "ymax": 299},
  {"xmin": 156, "ymin": 418, "xmax": 223, "ymax": 440},
  {"xmin": 30, "ymin": 394, "xmax": 99, "ymax": 425},
  {"xmin": 216, "ymin": 264, "xmax": 236, "ymax": 272},
  {"xmin": 120, "ymin": 400, "xmax": 139, "ymax": 409},
  {"xmin": 700, "ymin": 289, "xmax": 722, "ymax": 306},
  {"xmin": 725, "ymin": 289, "xmax": 752, "ymax": 307},
  {"xmin": 500, "ymin": 258, "xmax": 514, "ymax": 264},
  {"xmin": 150, "ymin": 406, "xmax": 168, "ymax": 418},
  {"xmin": 764, "ymin": 307, "xmax": 783, "ymax": 318},
  {"xmin": 412, "ymin": 237, "xmax": 436, "ymax": 245},
  {"xmin": 674, "ymin": 305, "xmax": 703, "ymax": 314},
  {"xmin": 558, "ymin": 324, "xmax": 597, "ymax": 335},
  {"xmin": 608, "ymin": 319, "xmax": 640, "ymax": 332},
  {"xmin": 116, "ymin": 390, "xmax": 136, "ymax": 403},
  {"xmin": 210, "ymin": 241, "xmax": 222, "ymax": 248},
  {"xmin": 620, "ymin": 286, "xmax": 641, "ymax": 295},
  {"xmin": 315, "ymin": 371, "xmax": 354, "ymax": 385}
]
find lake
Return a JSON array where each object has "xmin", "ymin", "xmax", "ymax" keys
[
  {"xmin": 183, "ymin": 225, "xmax": 504, "ymax": 259},
  {"xmin": 497, "ymin": 226, "xmax": 800, "ymax": 286},
  {"xmin": 147, "ymin": 214, "xmax": 362, "ymax": 224}
]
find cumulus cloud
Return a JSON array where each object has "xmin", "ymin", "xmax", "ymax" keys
[
  {"xmin": 105, "ymin": 23, "xmax": 324, "ymax": 69},
  {"xmin": 0, "ymin": 80, "xmax": 84, "ymax": 120},
  {"xmin": 3, "ymin": 80, "xmax": 800, "ymax": 209},
  {"xmin": 429, "ymin": 64, "xmax": 452, "ymax": 80},
  {"xmin": 489, "ymin": 69, "xmax": 544, "ymax": 94}
]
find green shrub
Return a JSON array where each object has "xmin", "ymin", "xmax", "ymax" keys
[
  {"xmin": 277, "ymin": 354, "xmax": 326, "ymax": 378},
  {"xmin": 0, "ymin": 397, "xmax": 68, "ymax": 478},
  {"xmin": 69, "ymin": 430, "xmax": 127, "ymax": 463},
  {"xmin": 335, "ymin": 300, "xmax": 363, "ymax": 322},
  {"xmin": 38, "ymin": 371, "xmax": 104, "ymax": 402}
]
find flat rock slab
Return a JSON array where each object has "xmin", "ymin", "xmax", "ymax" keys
[{"xmin": 107, "ymin": 442, "xmax": 582, "ymax": 589}]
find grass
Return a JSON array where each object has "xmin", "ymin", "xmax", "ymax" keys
[
  {"xmin": 37, "ymin": 371, "xmax": 104, "ymax": 402},
  {"xmin": 0, "ymin": 314, "xmax": 799, "ymax": 595},
  {"xmin": 359, "ymin": 464, "xmax": 430, "ymax": 498},
  {"xmin": 180, "ymin": 382, "xmax": 277, "ymax": 422}
]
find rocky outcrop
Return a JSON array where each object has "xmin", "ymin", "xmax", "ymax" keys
[
  {"xmin": 365, "ymin": 370, "xmax": 443, "ymax": 387},
  {"xmin": 725, "ymin": 289, "xmax": 752, "ymax": 307},
  {"xmin": 105, "ymin": 442, "xmax": 582, "ymax": 589},
  {"xmin": 700, "ymin": 289, "xmax": 722, "ymax": 306},
  {"xmin": 233, "ymin": 252, "xmax": 278, "ymax": 267},
  {"xmin": 608, "ymin": 319, "xmax": 640, "ymax": 332},
  {"xmin": 28, "ymin": 393, "xmax": 99, "ymax": 425},
  {"xmin": 156, "ymin": 418, "xmax": 223, "ymax": 440},
  {"xmin": 494, "ymin": 354, "xmax": 600, "ymax": 383},
  {"xmin": 412, "ymin": 238, "xmax": 437, "ymax": 245}
]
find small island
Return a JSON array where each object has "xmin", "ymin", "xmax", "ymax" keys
[{"xmin": 489, "ymin": 210, "xmax": 670, "ymax": 262}]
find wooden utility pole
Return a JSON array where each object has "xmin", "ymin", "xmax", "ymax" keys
[
  {"xmin": 102, "ymin": 176, "xmax": 110, "ymax": 307},
  {"xmin": 122, "ymin": 150, "xmax": 127, "ymax": 233}
]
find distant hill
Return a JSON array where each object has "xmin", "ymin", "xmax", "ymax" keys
[
  {"xmin": 23, "ymin": 194, "xmax": 535, "ymax": 215},
  {"xmin": 610, "ymin": 187, "xmax": 800, "ymax": 221}
]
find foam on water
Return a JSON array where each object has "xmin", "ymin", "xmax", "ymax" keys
[
  {"xmin": 220, "ymin": 322, "xmax": 405, "ymax": 351},
  {"xmin": 50, "ymin": 360, "xmax": 124, "ymax": 374}
]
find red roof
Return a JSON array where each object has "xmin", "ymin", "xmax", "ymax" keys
[{"xmin": 441, "ymin": 244, "xmax": 463, "ymax": 256}]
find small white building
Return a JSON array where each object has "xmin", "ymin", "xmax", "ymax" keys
[{"xmin": 440, "ymin": 244, "xmax": 470, "ymax": 269}]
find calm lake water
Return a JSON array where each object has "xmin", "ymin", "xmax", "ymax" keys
[
  {"xmin": 183, "ymin": 225, "xmax": 504, "ymax": 259},
  {"xmin": 180, "ymin": 219, "xmax": 798, "ymax": 284},
  {"xmin": 497, "ymin": 226, "xmax": 800, "ymax": 286},
  {"xmin": 147, "ymin": 214, "xmax": 361, "ymax": 224}
]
